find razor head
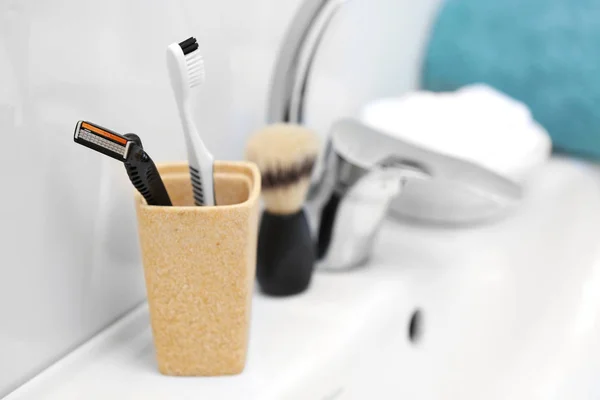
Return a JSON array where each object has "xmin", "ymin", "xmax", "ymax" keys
[{"xmin": 74, "ymin": 121, "xmax": 133, "ymax": 162}]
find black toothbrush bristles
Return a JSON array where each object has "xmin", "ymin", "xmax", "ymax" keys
[{"xmin": 178, "ymin": 37, "xmax": 199, "ymax": 55}]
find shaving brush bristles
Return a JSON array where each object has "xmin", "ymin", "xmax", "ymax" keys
[
  {"xmin": 246, "ymin": 124, "xmax": 320, "ymax": 215},
  {"xmin": 260, "ymin": 178, "xmax": 311, "ymax": 215}
]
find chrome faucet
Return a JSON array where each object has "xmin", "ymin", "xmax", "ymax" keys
[
  {"xmin": 268, "ymin": 0, "xmax": 348, "ymax": 124},
  {"xmin": 304, "ymin": 119, "xmax": 522, "ymax": 270},
  {"xmin": 267, "ymin": 0, "xmax": 523, "ymax": 271},
  {"xmin": 306, "ymin": 123, "xmax": 429, "ymax": 270}
]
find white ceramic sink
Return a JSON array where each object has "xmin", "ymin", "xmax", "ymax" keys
[
  {"xmin": 345, "ymin": 157, "xmax": 600, "ymax": 400},
  {"xmin": 6, "ymin": 157, "xmax": 600, "ymax": 399}
]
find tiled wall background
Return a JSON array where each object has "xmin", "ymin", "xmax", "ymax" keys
[{"xmin": 0, "ymin": 0, "xmax": 440, "ymax": 395}]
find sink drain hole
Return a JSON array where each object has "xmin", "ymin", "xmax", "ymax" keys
[{"xmin": 408, "ymin": 309, "xmax": 423, "ymax": 343}]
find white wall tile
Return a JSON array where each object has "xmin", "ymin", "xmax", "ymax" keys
[
  {"xmin": 0, "ymin": 0, "xmax": 300, "ymax": 395},
  {"xmin": 0, "ymin": 0, "xmax": 439, "ymax": 395}
]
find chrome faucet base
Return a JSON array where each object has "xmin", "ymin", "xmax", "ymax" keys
[
  {"xmin": 307, "ymin": 119, "xmax": 522, "ymax": 271},
  {"xmin": 316, "ymin": 252, "xmax": 371, "ymax": 272}
]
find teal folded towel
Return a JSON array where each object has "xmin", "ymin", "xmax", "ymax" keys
[{"xmin": 422, "ymin": 0, "xmax": 600, "ymax": 159}]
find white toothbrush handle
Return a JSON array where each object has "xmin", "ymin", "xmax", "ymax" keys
[
  {"xmin": 181, "ymin": 102, "xmax": 215, "ymax": 206},
  {"xmin": 166, "ymin": 40, "xmax": 214, "ymax": 206}
]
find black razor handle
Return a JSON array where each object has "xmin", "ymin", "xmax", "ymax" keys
[
  {"xmin": 256, "ymin": 209, "xmax": 315, "ymax": 296},
  {"xmin": 123, "ymin": 134, "xmax": 171, "ymax": 206}
]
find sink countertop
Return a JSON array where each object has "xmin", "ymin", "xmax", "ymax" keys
[
  {"xmin": 6, "ymin": 157, "xmax": 600, "ymax": 400},
  {"xmin": 4, "ymin": 270, "xmax": 406, "ymax": 400}
]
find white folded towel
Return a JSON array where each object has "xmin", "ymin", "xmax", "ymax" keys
[{"xmin": 360, "ymin": 84, "xmax": 551, "ymax": 184}]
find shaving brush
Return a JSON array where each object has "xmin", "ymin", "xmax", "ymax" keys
[{"xmin": 246, "ymin": 124, "xmax": 320, "ymax": 296}]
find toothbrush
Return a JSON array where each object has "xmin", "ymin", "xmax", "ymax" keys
[
  {"xmin": 166, "ymin": 36, "xmax": 215, "ymax": 206},
  {"xmin": 74, "ymin": 121, "xmax": 172, "ymax": 206}
]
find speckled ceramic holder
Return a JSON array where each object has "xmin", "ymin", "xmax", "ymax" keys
[{"xmin": 134, "ymin": 161, "xmax": 260, "ymax": 376}]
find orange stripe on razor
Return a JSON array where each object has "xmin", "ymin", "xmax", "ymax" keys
[{"xmin": 81, "ymin": 122, "xmax": 127, "ymax": 145}]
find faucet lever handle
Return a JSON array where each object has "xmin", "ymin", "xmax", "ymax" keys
[{"xmin": 331, "ymin": 118, "xmax": 523, "ymax": 205}]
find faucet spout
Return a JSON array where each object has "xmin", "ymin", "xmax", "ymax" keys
[{"xmin": 268, "ymin": 0, "xmax": 349, "ymax": 124}]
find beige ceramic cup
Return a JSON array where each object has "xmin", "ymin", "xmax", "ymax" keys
[{"xmin": 134, "ymin": 161, "xmax": 260, "ymax": 376}]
